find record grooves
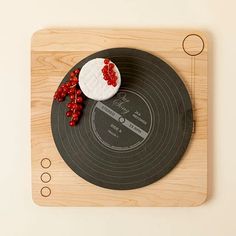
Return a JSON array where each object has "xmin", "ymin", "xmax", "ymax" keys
[{"xmin": 51, "ymin": 48, "xmax": 193, "ymax": 190}]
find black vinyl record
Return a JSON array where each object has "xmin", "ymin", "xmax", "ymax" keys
[{"xmin": 51, "ymin": 48, "xmax": 193, "ymax": 190}]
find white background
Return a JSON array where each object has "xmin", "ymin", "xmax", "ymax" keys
[{"xmin": 0, "ymin": 0, "xmax": 235, "ymax": 235}]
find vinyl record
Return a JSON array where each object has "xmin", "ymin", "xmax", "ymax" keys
[{"xmin": 51, "ymin": 48, "xmax": 193, "ymax": 190}]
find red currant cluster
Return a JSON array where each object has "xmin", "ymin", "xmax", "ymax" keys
[
  {"xmin": 101, "ymin": 59, "xmax": 118, "ymax": 87},
  {"xmin": 53, "ymin": 69, "xmax": 84, "ymax": 127}
]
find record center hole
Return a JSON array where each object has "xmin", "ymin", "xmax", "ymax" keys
[{"xmin": 119, "ymin": 117, "xmax": 125, "ymax": 123}]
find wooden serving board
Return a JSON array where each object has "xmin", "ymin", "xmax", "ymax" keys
[{"xmin": 31, "ymin": 28, "xmax": 208, "ymax": 206}]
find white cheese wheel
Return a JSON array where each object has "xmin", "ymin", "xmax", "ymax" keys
[{"xmin": 79, "ymin": 58, "xmax": 121, "ymax": 101}]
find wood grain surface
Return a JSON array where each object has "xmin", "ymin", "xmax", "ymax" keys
[{"xmin": 31, "ymin": 28, "xmax": 208, "ymax": 206}]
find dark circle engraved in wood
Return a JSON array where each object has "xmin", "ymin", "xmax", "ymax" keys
[
  {"xmin": 40, "ymin": 172, "xmax": 51, "ymax": 183},
  {"xmin": 40, "ymin": 187, "xmax": 51, "ymax": 197},
  {"xmin": 182, "ymin": 34, "xmax": 205, "ymax": 56},
  {"xmin": 40, "ymin": 158, "xmax": 51, "ymax": 169}
]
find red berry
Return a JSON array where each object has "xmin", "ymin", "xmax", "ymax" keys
[
  {"xmin": 72, "ymin": 113, "xmax": 79, "ymax": 119},
  {"xmin": 65, "ymin": 82, "xmax": 71, "ymax": 87},
  {"xmin": 70, "ymin": 72, "xmax": 75, "ymax": 77},
  {"xmin": 107, "ymin": 80, "xmax": 112, "ymax": 85},
  {"xmin": 69, "ymin": 104, "xmax": 75, "ymax": 111},
  {"xmin": 63, "ymin": 87, "xmax": 69, "ymax": 93},
  {"xmin": 61, "ymin": 92, "xmax": 66, "ymax": 97},
  {"xmin": 103, "ymin": 75, "xmax": 109, "ymax": 80},
  {"xmin": 102, "ymin": 66, "xmax": 108, "ymax": 74},
  {"xmin": 109, "ymin": 73, "xmax": 115, "ymax": 78},
  {"xmin": 69, "ymin": 88, "xmax": 75, "ymax": 94},
  {"xmin": 76, "ymin": 96, "xmax": 83, "ymax": 103},
  {"xmin": 111, "ymin": 77, "xmax": 117, "ymax": 83},
  {"xmin": 109, "ymin": 63, "xmax": 115, "ymax": 69},
  {"xmin": 72, "ymin": 117, "xmax": 78, "ymax": 122},
  {"xmin": 103, "ymin": 71, "xmax": 109, "ymax": 77},
  {"xmin": 109, "ymin": 70, "xmax": 115, "ymax": 76},
  {"xmin": 58, "ymin": 97, "xmax": 64, "ymax": 102},
  {"xmin": 74, "ymin": 69, "xmax": 80, "ymax": 74},
  {"xmin": 69, "ymin": 120, "xmax": 76, "ymax": 126},
  {"xmin": 73, "ymin": 77, "xmax": 78, "ymax": 83},
  {"xmin": 56, "ymin": 93, "xmax": 62, "ymax": 98},
  {"xmin": 74, "ymin": 104, "xmax": 83, "ymax": 111},
  {"xmin": 58, "ymin": 87, "xmax": 63, "ymax": 93},
  {"xmin": 112, "ymin": 81, "xmax": 117, "ymax": 87},
  {"xmin": 70, "ymin": 94, "xmax": 75, "ymax": 100},
  {"xmin": 67, "ymin": 103, "xmax": 72, "ymax": 108},
  {"xmin": 76, "ymin": 89, "xmax": 82, "ymax": 95},
  {"xmin": 104, "ymin": 58, "xmax": 110, "ymax": 64},
  {"xmin": 66, "ymin": 111, "xmax": 72, "ymax": 117}
]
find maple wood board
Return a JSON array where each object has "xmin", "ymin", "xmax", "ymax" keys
[{"xmin": 31, "ymin": 28, "xmax": 208, "ymax": 206}]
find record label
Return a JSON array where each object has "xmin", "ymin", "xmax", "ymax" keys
[{"xmin": 91, "ymin": 89, "xmax": 153, "ymax": 151}]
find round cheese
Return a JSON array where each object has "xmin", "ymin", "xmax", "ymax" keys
[{"xmin": 79, "ymin": 58, "xmax": 121, "ymax": 101}]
